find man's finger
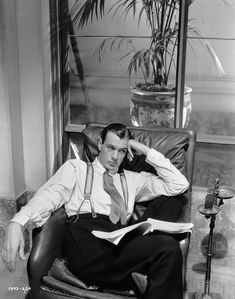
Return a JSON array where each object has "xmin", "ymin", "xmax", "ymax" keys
[
  {"xmin": 128, "ymin": 148, "xmax": 134, "ymax": 158},
  {"xmin": 19, "ymin": 238, "xmax": 26, "ymax": 260},
  {"xmin": 8, "ymin": 248, "xmax": 17, "ymax": 272},
  {"xmin": 127, "ymin": 149, "xmax": 134, "ymax": 161},
  {"xmin": 1, "ymin": 248, "xmax": 8, "ymax": 268}
]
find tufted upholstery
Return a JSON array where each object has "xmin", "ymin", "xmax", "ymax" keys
[{"xmin": 26, "ymin": 123, "xmax": 196, "ymax": 299}]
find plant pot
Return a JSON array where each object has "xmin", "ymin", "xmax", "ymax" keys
[{"xmin": 130, "ymin": 87, "xmax": 192, "ymax": 128}]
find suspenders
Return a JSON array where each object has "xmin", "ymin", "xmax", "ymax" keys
[
  {"xmin": 69, "ymin": 162, "xmax": 128, "ymax": 224},
  {"xmin": 69, "ymin": 163, "xmax": 96, "ymax": 223}
]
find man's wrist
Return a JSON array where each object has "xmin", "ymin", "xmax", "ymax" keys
[
  {"xmin": 129, "ymin": 140, "xmax": 150, "ymax": 156},
  {"xmin": 9, "ymin": 214, "xmax": 29, "ymax": 228}
]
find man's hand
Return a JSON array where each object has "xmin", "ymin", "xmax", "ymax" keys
[
  {"xmin": 1, "ymin": 222, "xmax": 25, "ymax": 272},
  {"xmin": 127, "ymin": 139, "xmax": 150, "ymax": 161}
]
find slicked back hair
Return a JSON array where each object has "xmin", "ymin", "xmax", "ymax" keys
[{"xmin": 101, "ymin": 123, "xmax": 132, "ymax": 143}]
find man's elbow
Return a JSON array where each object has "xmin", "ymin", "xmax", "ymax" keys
[
  {"xmin": 180, "ymin": 177, "xmax": 190, "ymax": 193},
  {"xmin": 168, "ymin": 177, "xmax": 189, "ymax": 196}
]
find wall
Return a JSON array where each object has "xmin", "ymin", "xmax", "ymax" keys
[
  {"xmin": 0, "ymin": 0, "xmax": 53, "ymax": 201},
  {"xmin": 16, "ymin": 0, "xmax": 47, "ymax": 191},
  {"xmin": 0, "ymin": 0, "xmax": 23, "ymax": 199},
  {"xmin": 0, "ymin": 3, "xmax": 57, "ymax": 297}
]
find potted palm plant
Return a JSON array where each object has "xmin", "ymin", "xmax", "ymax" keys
[{"xmin": 71, "ymin": 0, "xmax": 224, "ymax": 128}]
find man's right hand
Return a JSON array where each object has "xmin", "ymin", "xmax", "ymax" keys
[
  {"xmin": 1, "ymin": 222, "xmax": 25, "ymax": 272},
  {"xmin": 128, "ymin": 139, "xmax": 150, "ymax": 160}
]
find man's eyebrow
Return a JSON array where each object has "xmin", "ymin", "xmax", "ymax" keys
[
  {"xmin": 106, "ymin": 144, "xmax": 127, "ymax": 151},
  {"xmin": 119, "ymin": 147, "xmax": 128, "ymax": 151}
]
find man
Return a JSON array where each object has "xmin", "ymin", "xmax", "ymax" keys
[{"xmin": 2, "ymin": 123, "xmax": 189, "ymax": 299}]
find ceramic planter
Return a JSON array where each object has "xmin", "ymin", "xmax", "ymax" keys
[{"xmin": 130, "ymin": 87, "xmax": 192, "ymax": 128}]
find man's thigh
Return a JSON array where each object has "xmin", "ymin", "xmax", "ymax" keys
[
  {"xmin": 118, "ymin": 232, "xmax": 181, "ymax": 268},
  {"xmin": 64, "ymin": 224, "xmax": 119, "ymax": 283},
  {"xmin": 137, "ymin": 195, "xmax": 185, "ymax": 223}
]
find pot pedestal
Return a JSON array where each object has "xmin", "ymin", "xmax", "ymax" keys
[{"xmin": 130, "ymin": 87, "xmax": 192, "ymax": 128}]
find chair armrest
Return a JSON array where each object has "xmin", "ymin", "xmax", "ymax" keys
[
  {"xmin": 27, "ymin": 208, "xmax": 67, "ymax": 297},
  {"xmin": 179, "ymin": 232, "xmax": 191, "ymax": 291}
]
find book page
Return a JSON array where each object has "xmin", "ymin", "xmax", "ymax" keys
[
  {"xmin": 92, "ymin": 221, "xmax": 151, "ymax": 245},
  {"xmin": 92, "ymin": 219, "xmax": 193, "ymax": 245},
  {"xmin": 147, "ymin": 218, "xmax": 193, "ymax": 233}
]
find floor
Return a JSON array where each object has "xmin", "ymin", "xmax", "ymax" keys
[
  {"xmin": 0, "ymin": 256, "xmax": 29, "ymax": 299},
  {"xmin": 0, "ymin": 258, "xmax": 222, "ymax": 299}
]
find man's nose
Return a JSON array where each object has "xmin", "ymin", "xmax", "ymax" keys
[{"xmin": 112, "ymin": 150, "xmax": 118, "ymax": 160}]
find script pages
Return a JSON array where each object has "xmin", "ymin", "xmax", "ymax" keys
[{"xmin": 92, "ymin": 218, "xmax": 193, "ymax": 245}]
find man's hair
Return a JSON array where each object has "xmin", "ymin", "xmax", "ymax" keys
[{"xmin": 101, "ymin": 123, "xmax": 132, "ymax": 143}]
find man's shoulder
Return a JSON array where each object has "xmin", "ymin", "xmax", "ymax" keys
[
  {"xmin": 64, "ymin": 159, "xmax": 86, "ymax": 168},
  {"xmin": 123, "ymin": 169, "xmax": 142, "ymax": 177}
]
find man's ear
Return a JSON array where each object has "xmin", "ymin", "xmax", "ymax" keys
[{"xmin": 97, "ymin": 137, "xmax": 102, "ymax": 152}]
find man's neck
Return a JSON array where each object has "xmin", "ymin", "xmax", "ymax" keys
[{"xmin": 97, "ymin": 156, "xmax": 118, "ymax": 175}]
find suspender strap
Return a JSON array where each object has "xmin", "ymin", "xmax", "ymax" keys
[
  {"xmin": 84, "ymin": 163, "xmax": 96, "ymax": 218},
  {"xmin": 69, "ymin": 163, "xmax": 129, "ymax": 224},
  {"xmin": 70, "ymin": 162, "xmax": 96, "ymax": 223}
]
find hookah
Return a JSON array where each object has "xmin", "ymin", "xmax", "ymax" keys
[{"xmin": 194, "ymin": 178, "xmax": 235, "ymax": 299}]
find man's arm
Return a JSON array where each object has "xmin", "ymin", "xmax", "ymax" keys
[
  {"xmin": 128, "ymin": 139, "xmax": 150, "ymax": 158},
  {"xmin": 128, "ymin": 139, "xmax": 189, "ymax": 200},
  {"xmin": 1, "ymin": 160, "xmax": 77, "ymax": 271},
  {"xmin": 2, "ymin": 222, "xmax": 25, "ymax": 272},
  {"xmin": 11, "ymin": 160, "xmax": 77, "ymax": 227}
]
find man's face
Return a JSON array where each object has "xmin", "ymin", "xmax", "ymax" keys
[{"xmin": 98, "ymin": 132, "xmax": 129, "ymax": 174}]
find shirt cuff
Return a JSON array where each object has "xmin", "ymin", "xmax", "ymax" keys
[{"xmin": 10, "ymin": 213, "xmax": 30, "ymax": 227}]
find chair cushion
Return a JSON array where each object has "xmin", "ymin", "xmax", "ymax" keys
[
  {"xmin": 44, "ymin": 258, "xmax": 136, "ymax": 298},
  {"xmin": 82, "ymin": 126, "xmax": 188, "ymax": 178},
  {"xmin": 42, "ymin": 276, "xmax": 134, "ymax": 299},
  {"xmin": 48, "ymin": 258, "xmax": 99, "ymax": 290}
]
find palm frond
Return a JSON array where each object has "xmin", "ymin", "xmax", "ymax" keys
[
  {"xmin": 93, "ymin": 37, "xmax": 113, "ymax": 62},
  {"xmin": 71, "ymin": 0, "xmax": 226, "ymax": 87},
  {"xmin": 72, "ymin": 0, "xmax": 106, "ymax": 27},
  {"xmin": 221, "ymin": 0, "xmax": 235, "ymax": 8},
  {"xmin": 190, "ymin": 28, "xmax": 225, "ymax": 75},
  {"xmin": 109, "ymin": 0, "xmax": 139, "ymax": 19}
]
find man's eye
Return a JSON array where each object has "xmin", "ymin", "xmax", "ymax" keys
[{"xmin": 107, "ymin": 146, "xmax": 114, "ymax": 150}]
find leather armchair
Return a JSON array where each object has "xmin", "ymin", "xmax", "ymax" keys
[{"xmin": 26, "ymin": 123, "xmax": 196, "ymax": 299}]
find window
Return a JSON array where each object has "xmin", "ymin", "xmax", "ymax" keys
[{"xmin": 59, "ymin": 0, "xmax": 235, "ymax": 188}]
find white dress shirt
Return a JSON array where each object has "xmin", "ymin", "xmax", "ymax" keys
[{"xmin": 11, "ymin": 148, "xmax": 189, "ymax": 228}]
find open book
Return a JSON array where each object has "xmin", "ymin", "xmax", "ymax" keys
[{"xmin": 92, "ymin": 218, "xmax": 193, "ymax": 245}]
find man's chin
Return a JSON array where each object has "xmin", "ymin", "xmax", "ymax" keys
[{"xmin": 106, "ymin": 164, "xmax": 119, "ymax": 174}]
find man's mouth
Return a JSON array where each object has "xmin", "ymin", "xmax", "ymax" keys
[{"xmin": 108, "ymin": 162, "xmax": 117, "ymax": 167}]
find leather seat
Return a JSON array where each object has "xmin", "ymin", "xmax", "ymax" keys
[{"xmin": 26, "ymin": 123, "xmax": 196, "ymax": 299}]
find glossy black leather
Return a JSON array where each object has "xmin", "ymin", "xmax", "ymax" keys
[{"xmin": 27, "ymin": 123, "xmax": 196, "ymax": 299}]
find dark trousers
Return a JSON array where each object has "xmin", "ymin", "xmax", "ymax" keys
[{"xmin": 64, "ymin": 195, "xmax": 184, "ymax": 299}]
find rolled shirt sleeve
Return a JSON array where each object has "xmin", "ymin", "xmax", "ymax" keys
[
  {"xmin": 135, "ymin": 148, "xmax": 189, "ymax": 202},
  {"xmin": 11, "ymin": 160, "xmax": 77, "ymax": 227}
]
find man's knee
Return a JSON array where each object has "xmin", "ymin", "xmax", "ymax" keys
[
  {"xmin": 160, "ymin": 235, "xmax": 182, "ymax": 267},
  {"xmin": 143, "ymin": 195, "xmax": 184, "ymax": 221},
  {"xmin": 150, "ymin": 233, "xmax": 182, "ymax": 257}
]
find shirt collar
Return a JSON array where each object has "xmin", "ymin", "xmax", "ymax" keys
[
  {"xmin": 93, "ymin": 157, "xmax": 106, "ymax": 174},
  {"xmin": 93, "ymin": 157, "xmax": 120, "ymax": 176}
]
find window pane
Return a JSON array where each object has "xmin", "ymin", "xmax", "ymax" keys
[
  {"xmin": 67, "ymin": 0, "xmax": 179, "ymax": 126},
  {"xmin": 193, "ymin": 143, "xmax": 235, "ymax": 187},
  {"xmin": 186, "ymin": 0, "xmax": 235, "ymax": 137}
]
